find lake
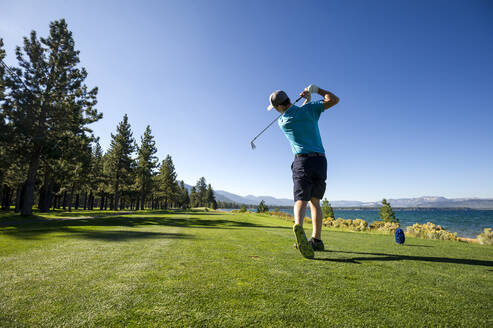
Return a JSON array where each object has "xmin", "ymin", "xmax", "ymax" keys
[{"xmin": 218, "ymin": 208, "xmax": 493, "ymax": 238}]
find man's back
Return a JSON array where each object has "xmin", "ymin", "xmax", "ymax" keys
[{"xmin": 278, "ymin": 100, "xmax": 325, "ymax": 155}]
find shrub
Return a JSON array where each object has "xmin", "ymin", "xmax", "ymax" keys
[
  {"xmin": 477, "ymin": 228, "xmax": 493, "ymax": 245},
  {"xmin": 406, "ymin": 222, "xmax": 458, "ymax": 241},
  {"xmin": 323, "ymin": 217, "xmax": 369, "ymax": 232},
  {"xmin": 370, "ymin": 220, "xmax": 400, "ymax": 233},
  {"xmin": 239, "ymin": 205, "xmax": 247, "ymax": 213},
  {"xmin": 268, "ymin": 210, "xmax": 312, "ymax": 224},
  {"xmin": 269, "ymin": 210, "xmax": 294, "ymax": 221}
]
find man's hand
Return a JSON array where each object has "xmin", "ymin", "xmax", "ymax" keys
[
  {"xmin": 306, "ymin": 84, "xmax": 319, "ymax": 94},
  {"xmin": 299, "ymin": 90, "xmax": 311, "ymax": 105}
]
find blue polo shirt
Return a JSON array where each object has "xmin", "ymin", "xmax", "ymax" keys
[{"xmin": 278, "ymin": 100, "xmax": 325, "ymax": 155}]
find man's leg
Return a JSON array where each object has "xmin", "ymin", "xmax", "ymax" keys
[
  {"xmin": 294, "ymin": 200, "xmax": 309, "ymax": 226},
  {"xmin": 293, "ymin": 199, "xmax": 314, "ymax": 259},
  {"xmin": 309, "ymin": 197, "xmax": 322, "ymax": 239}
]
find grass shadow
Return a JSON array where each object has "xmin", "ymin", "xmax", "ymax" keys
[
  {"xmin": 315, "ymin": 250, "xmax": 493, "ymax": 267},
  {"xmin": 10, "ymin": 228, "xmax": 193, "ymax": 242},
  {"xmin": 0, "ymin": 214, "xmax": 290, "ymax": 239}
]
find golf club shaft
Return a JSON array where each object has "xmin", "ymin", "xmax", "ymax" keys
[{"xmin": 250, "ymin": 95, "xmax": 303, "ymax": 145}]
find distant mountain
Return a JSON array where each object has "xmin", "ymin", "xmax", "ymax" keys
[
  {"xmin": 182, "ymin": 183, "xmax": 293, "ymax": 206},
  {"xmin": 214, "ymin": 190, "xmax": 294, "ymax": 206},
  {"xmin": 182, "ymin": 182, "xmax": 493, "ymax": 209},
  {"xmin": 330, "ymin": 196, "xmax": 493, "ymax": 209}
]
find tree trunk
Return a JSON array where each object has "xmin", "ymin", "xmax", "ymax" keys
[
  {"xmin": 135, "ymin": 198, "xmax": 139, "ymax": 211},
  {"xmin": 140, "ymin": 187, "xmax": 146, "ymax": 210},
  {"xmin": 109, "ymin": 194, "xmax": 114, "ymax": 210},
  {"xmin": 100, "ymin": 192, "xmax": 104, "ymax": 210},
  {"xmin": 83, "ymin": 191, "xmax": 88, "ymax": 210},
  {"xmin": 114, "ymin": 177, "xmax": 119, "ymax": 212},
  {"xmin": 68, "ymin": 184, "xmax": 75, "ymax": 212},
  {"xmin": 62, "ymin": 190, "xmax": 67, "ymax": 210},
  {"xmin": 88, "ymin": 191, "xmax": 93, "ymax": 210},
  {"xmin": 21, "ymin": 150, "xmax": 41, "ymax": 216},
  {"xmin": 14, "ymin": 184, "xmax": 22, "ymax": 213},
  {"xmin": 1, "ymin": 185, "xmax": 13, "ymax": 211},
  {"xmin": 38, "ymin": 172, "xmax": 54, "ymax": 213},
  {"xmin": 75, "ymin": 193, "xmax": 80, "ymax": 209}
]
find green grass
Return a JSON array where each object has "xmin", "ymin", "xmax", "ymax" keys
[{"xmin": 1, "ymin": 210, "xmax": 492, "ymax": 327}]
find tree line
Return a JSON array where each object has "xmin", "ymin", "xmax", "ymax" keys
[{"xmin": 0, "ymin": 19, "xmax": 216, "ymax": 215}]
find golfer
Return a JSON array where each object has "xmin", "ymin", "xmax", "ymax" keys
[{"xmin": 267, "ymin": 85, "xmax": 339, "ymax": 258}]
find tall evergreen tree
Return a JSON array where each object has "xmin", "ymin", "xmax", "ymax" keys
[
  {"xmin": 177, "ymin": 180, "xmax": 190, "ymax": 209},
  {"xmin": 106, "ymin": 114, "xmax": 135, "ymax": 210},
  {"xmin": 321, "ymin": 198, "xmax": 334, "ymax": 219},
  {"xmin": 2, "ymin": 20, "xmax": 101, "ymax": 215},
  {"xmin": 205, "ymin": 184, "xmax": 217, "ymax": 209},
  {"xmin": 136, "ymin": 125, "xmax": 158, "ymax": 210},
  {"xmin": 257, "ymin": 200, "xmax": 268, "ymax": 213},
  {"xmin": 158, "ymin": 155, "xmax": 178, "ymax": 209},
  {"xmin": 195, "ymin": 177, "xmax": 208, "ymax": 207},
  {"xmin": 0, "ymin": 38, "xmax": 12, "ymax": 207},
  {"xmin": 87, "ymin": 139, "xmax": 105, "ymax": 210},
  {"xmin": 189, "ymin": 187, "xmax": 198, "ymax": 208},
  {"xmin": 379, "ymin": 198, "xmax": 398, "ymax": 223}
]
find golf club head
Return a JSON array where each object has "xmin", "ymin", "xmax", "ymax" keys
[{"xmin": 250, "ymin": 141, "xmax": 256, "ymax": 150}]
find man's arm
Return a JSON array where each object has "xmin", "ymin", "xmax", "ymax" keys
[{"xmin": 317, "ymin": 87, "xmax": 339, "ymax": 110}]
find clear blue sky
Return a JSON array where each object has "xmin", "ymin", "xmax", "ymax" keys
[{"xmin": 1, "ymin": 0, "xmax": 492, "ymax": 201}]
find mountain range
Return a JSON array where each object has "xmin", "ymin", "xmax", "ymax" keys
[{"xmin": 183, "ymin": 183, "xmax": 493, "ymax": 209}]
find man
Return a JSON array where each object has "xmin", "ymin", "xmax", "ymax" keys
[{"xmin": 267, "ymin": 85, "xmax": 339, "ymax": 258}]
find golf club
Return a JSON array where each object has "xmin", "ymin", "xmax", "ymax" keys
[{"xmin": 250, "ymin": 95, "xmax": 303, "ymax": 150}]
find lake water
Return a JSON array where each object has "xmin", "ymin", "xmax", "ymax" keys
[{"xmin": 218, "ymin": 208, "xmax": 493, "ymax": 238}]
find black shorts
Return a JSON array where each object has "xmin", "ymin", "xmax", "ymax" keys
[{"xmin": 291, "ymin": 156, "xmax": 327, "ymax": 201}]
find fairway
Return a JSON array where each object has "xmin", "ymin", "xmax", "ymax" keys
[{"xmin": 1, "ymin": 210, "xmax": 492, "ymax": 327}]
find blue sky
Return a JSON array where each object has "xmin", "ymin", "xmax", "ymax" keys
[{"xmin": 1, "ymin": 0, "xmax": 492, "ymax": 201}]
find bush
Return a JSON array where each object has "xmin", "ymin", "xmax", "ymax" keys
[
  {"xmin": 269, "ymin": 210, "xmax": 294, "ymax": 222},
  {"xmin": 239, "ymin": 205, "xmax": 247, "ymax": 213},
  {"xmin": 323, "ymin": 217, "xmax": 369, "ymax": 232},
  {"xmin": 406, "ymin": 222, "xmax": 458, "ymax": 241},
  {"xmin": 369, "ymin": 220, "xmax": 400, "ymax": 233},
  {"xmin": 477, "ymin": 228, "xmax": 493, "ymax": 245},
  {"xmin": 268, "ymin": 210, "xmax": 312, "ymax": 224}
]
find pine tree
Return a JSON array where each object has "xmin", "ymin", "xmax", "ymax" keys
[
  {"xmin": 178, "ymin": 180, "xmax": 190, "ymax": 209},
  {"xmin": 190, "ymin": 187, "xmax": 197, "ymax": 208},
  {"xmin": 107, "ymin": 114, "xmax": 135, "ymax": 210},
  {"xmin": 321, "ymin": 198, "xmax": 334, "ymax": 219},
  {"xmin": 205, "ymin": 184, "xmax": 217, "ymax": 209},
  {"xmin": 136, "ymin": 125, "xmax": 158, "ymax": 210},
  {"xmin": 257, "ymin": 200, "xmax": 269, "ymax": 213},
  {"xmin": 379, "ymin": 198, "xmax": 398, "ymax": 223},
  {"xmin": 2, "ymin": 20, "xmax": 101, "ymax": 215},
  {"xmin": 158, "ymin": 155, "xmax": 178, "ymax": 209},
  {"xmin": 88, "ymin": 139, "xmax": 105, "ymax": 210},
  {"xmin": 195, "ymin": 177, "xmax": 207, "ymax": 207},
  {"xmin": 0, "ymin": 38, "xmax": 5, "ymax": 100}
]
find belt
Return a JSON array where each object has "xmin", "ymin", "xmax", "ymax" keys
[{"xmin": 295, "ymin": 152, "xmax": 325, "ymax": 158}]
